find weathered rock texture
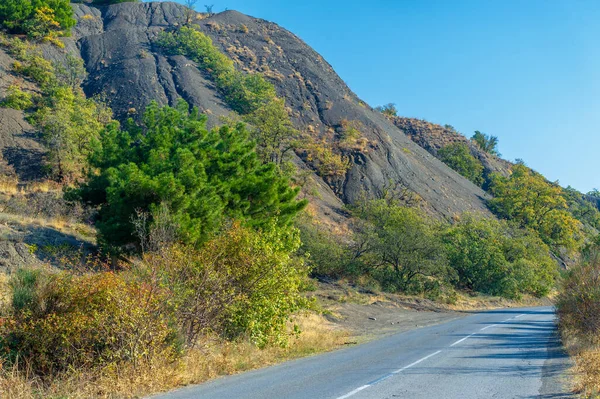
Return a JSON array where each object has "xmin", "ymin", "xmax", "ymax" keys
[
  {"xmin": 1, "ymin": 2, "xmax": 496, "ymax": 221},
  {"xmin": 391, "ymin": 117, "xmax": 512, "ymax": 184}
]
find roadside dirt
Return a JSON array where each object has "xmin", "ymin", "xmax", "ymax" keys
[{"xmin": 309, "ymin": 281, "xmax": 553, "ymax": 340}]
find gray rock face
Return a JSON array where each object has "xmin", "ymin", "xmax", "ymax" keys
[
  {"xmin": 391, "ymin": 117, "xmax": 512, "ymax": 185},
  {"xmin": 0, "ymin": 48, "xmax": 46, "ymax": 180},
  {"xmin": 2, "ymin": 2, "xmax": 494, "ymax": 219}
]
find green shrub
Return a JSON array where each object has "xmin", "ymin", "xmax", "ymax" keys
[
  {"xmin": 471, "ymin": 130, "xmax": 500, "ymax": 156},
  {"xmin": 489, "ymin": 164, "xmax": 583, "ymax": 251},
  {"xmin": 12, "ymin": 51, "xmax": 55, "ymax": 87},
  {"xmin": 375, "ymin": 103, "xmax": 397, "ymax": 117},
  {"xmin": 32, "ymin": 85, "xmax": 112, "ymax": 182},
  {"xmin": 0, "ymin": 85, "xmax": 34, "ymax": 110},
  {"xmin": 1, "ymin": 269, "xmax": 179, "ymax": 376},
  {"xmin": 437, "ymin": 143, "xmax": 484, "ymax": 186},
  {"xmin": 76, "ymin": 99, "xmax": 306, "ymax": 250},
  {"xmin": 156, "ymin": 27, "xmax": 276, "ymax": 115},
  {"xmin": 350, "ymin": 199, "xmax": 449, "ymax": 293},
  {"xmin": 0, "ymin": 0, "xmax": 75, "ymax": 38},
  {"xmin": 443, "ymin": 215, "xmax": 557, "ymax": 298},
  {"xmin": 243, "ymin": 97, "xmax": 298, "ymax": 165},
  {"xmin": 296, "ymin": 216, "xmax": 358, "ymax": 278},
  {"xmin": 138, "ymin": 222, "xmax": 309, "ymax": 348}
]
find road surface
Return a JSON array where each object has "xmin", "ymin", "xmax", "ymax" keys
[{"xmin": 153, "ymin": 306, "xmax": 572, "ymax": 399}]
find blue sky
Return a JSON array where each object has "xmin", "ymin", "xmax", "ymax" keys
[{"xmin": 173, "ymin": 0, "xmax": 599, "ymax": 192}]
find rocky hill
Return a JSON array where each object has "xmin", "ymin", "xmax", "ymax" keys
[
  {"xmin": 1, "ymin": 1, "xmax": 495, "ymax": 224},
  {"xmin": 391, "ymin": 117, "xmax": 512, "ymax": 184}
]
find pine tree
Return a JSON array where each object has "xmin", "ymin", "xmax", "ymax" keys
[{"xmin": 77, "ymin": 99, "xmax": 307, "ymax": 250}]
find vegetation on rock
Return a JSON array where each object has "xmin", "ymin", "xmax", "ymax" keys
[
  {"xmin": 0, "ymin": 0, "xmax": 75, "ymax": 41},
  {"xmin": 437, "ymin": 143, "xmax": 484, "ymax": 186},
  {"xmin": 471, "ymin": 130, "xmax": 500, "ymax": 156},
  {"xmin": 156, "ymin": 26, "xmax": 275, "ymax": 115}
]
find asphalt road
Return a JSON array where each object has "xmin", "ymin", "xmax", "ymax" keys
[{"xmin": 153, "ymin": 306, "xmax": 572, "ymax": 399}]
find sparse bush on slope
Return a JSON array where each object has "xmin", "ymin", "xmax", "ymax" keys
[
  {"xmin": 471, "ymin": 130, "xmax": 500, "ymax": 156},
  {"xmin": 0, "ymin": 36, "xmax": 112, "ymax": 182},
  {"xmin": 0, "ymin": 0, "xmax": 76, "ymax": 41},
  {"xmin": 156, "ymin": 26, "xmax": 276, "ymax": 115},
  {"xmin": 437, "ymin": 142, "xmax": 484, "ymax": 186}
]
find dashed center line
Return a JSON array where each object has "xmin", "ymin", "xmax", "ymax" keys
[
  {"xmin": 336, "ymin": 385, "xmax": 370, "ymax": 399},
  {"xmin": 392, "ymin": 350, "xmax": 442, "ymax": 374},
  {"xmin": 334, "ymin": 351, "xmax": 442, "ymax": 399},
  {"xmin": 480, "ymin": 324, "xmax": 498, "ymax": 331},
  {"xmin": 335, "ymin": 314, "xmax": 529, "ymax": 399},
  {"xmin": 450, "ymin": 333, "xmax": 476, "ymax": 347}
]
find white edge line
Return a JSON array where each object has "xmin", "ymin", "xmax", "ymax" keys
[
  {"xmin": 480, "ymin": 324, "xmax": 498, "ymax": 331},
  {"xmin": 336, "ymin": 385, "xmax": 370, "ymax": 399},
  {"xmin": 450, "ymin": 333, "xmax": 475, "ymax": 347},
  {"xmin": 515, "ymin": 314, "xmax": 526, "ymax": 318},
  {"xmin": 392, "ymin": 350, "xmax": 442, "ymax": 373},
  {"xmin": 335, "ymin": 350, "xmax": 443, "ymax": 399}
]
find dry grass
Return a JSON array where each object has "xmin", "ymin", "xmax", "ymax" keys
[
  {"xmin": 560, "ymin": 332, "xmax": 600, "ymax": 398},
  {"xmin": 0, "ymin": 176, "xmax": 18, "ymax": 194},
  {"xmin": 0, "ymin": 312, "xmax": 349, "ymax": 399},
  {"xmin": 0, "ymin": 179, "xmax": 61, "ymax": 195},
  {"xmin": 0, "ymin": 212, "xmax": 95, "ymax": 244}
]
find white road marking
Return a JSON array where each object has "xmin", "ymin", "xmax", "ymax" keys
[
  {"xmin": 480, "ymin": 324, "xmax": 498, "ymax": 331},
  {"xmin": 450, "ymin": 333, "xmax": 476, "ymax": 347},
  {"xmin": 335, "ymin": 351, "xmax": 443, "ymax": 399},
  {"xmin": 335, "ymin": 313, "xmax": 530, "ymax": 399},
  {"xmin": 392, "ymin": 350, "xmax": 442, "ymax": 373},
  {"xmin": 336, "ymin": 385, "xmax": 370, "ymax": 399}
]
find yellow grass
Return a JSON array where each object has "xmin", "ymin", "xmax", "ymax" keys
[
  {"xmin": 0, "ymin": 179, "xmax": 62, "ymax": 195},
  {"xmin": 0, "ymin": 313, "xmax": 349, "ymax": 399},
  {"xmin": 0, "ymin": 177, "xmax": 18, "ymax": 194},
  {"xmin": 0, "ymin": 212, "xmax": 96, "ymax": 243},
  {"xmin": 560, "ymin": 331, "xmax": 600, "ymax": 398}
]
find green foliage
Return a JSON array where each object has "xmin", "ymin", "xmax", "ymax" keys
[
  {"xmin": 54, "ymin": 53, "xmax": 87, "ymax": 89},
  {"xmin": 136, "ymin": 217, "xmax": 309, "ymax": 348},
  {"xmin": 301, "ymin": 138, "xmax": 351, "ymax": 178},
  {"xmin": 77, "ymin": 100, "xmax": 306, "ymax": 250},
  {"xmin": 375, "ymin": 103, "xmax": 398, "ymax": 117},
  {"xmin": 350, "ymin": 199, "xmax": 449, "ymax": 293},
  {"xmin": 443, "ymin": 215, "xmax": 557, "ymax": 298},
  {"xmin": 471, "ymin": 130, "xmax": 500, "ymax": 156},
  {"xmin": 563, "ymin": 186, "xmax": 600, "ymax": 231},
  {"xmin": 1, "ymin": 269, "xmax": 179, "ymax": 375},
  {"xmin": 296, "ymin": 216, "xmax": 360, "ymax": 278},
  {"xmin": 243, "ymin": 97, "xmax": 298, "ymax": 165},
  {"xmin": 32, "ymin": 85, "xmax": 112, "ymax": 182},
  {"xmin": 437, "ymin": 143, "xmax": 484, "ymax": 186},
  {"xmin": 0, "ymin": 85, "xmax": 34, "ymax": 110},
  {"xmin": 0, "ymin": 37, "xmax": 111, "ymax": 182},
  {"xmin": 0, "ymin": 0, "xmax": 75, "ymax": 39},
  {"xmin": 488, "ymin": 164, "xmax": 583, "ymax": 251},
  {"xmin": 156, "ymin": 27, "xmax": 276, "ymax": 115},
  {"xmin": 588, "ymin": 189, "xmax": 600, "ymax": 198},
  {"xmin": 211, "ymin": 223, "xmax": 308, "ymax": 347},
  {"xmin": 12, "ymin": 50, "xmax": 55, "ymax": 87}
]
